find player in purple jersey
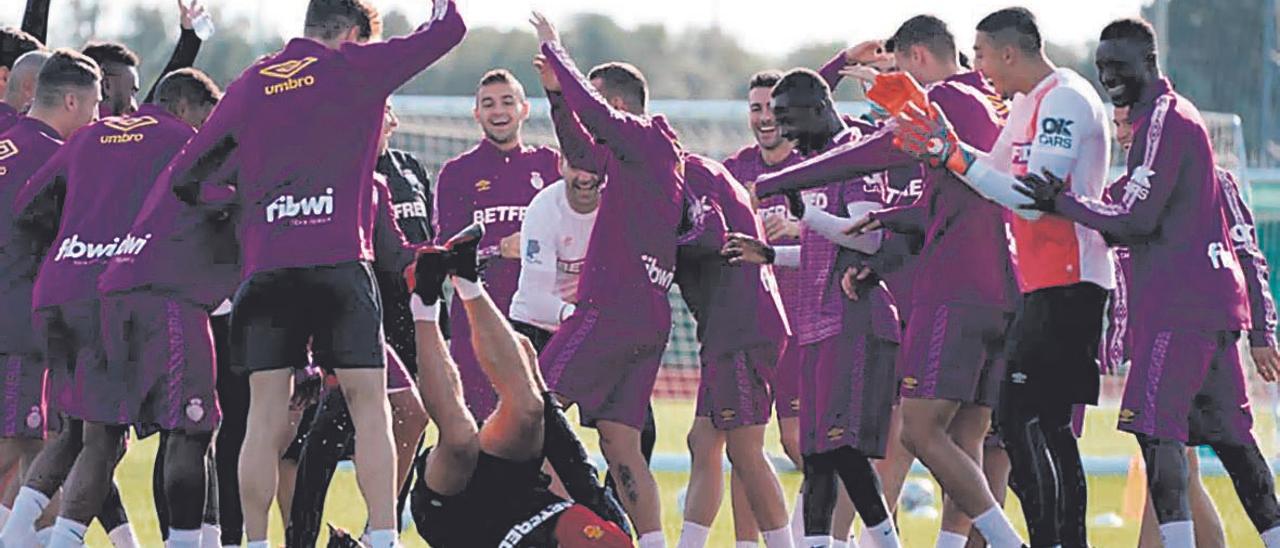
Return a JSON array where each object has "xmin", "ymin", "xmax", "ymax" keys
[
  {"xmin": 1014, "ymin": 18, "xmax": 1280, "ymax": 548},
  {"xmin": 0, "ymin": 50, "xmax": 101, "ymax": 548},
  {"xmin": 750, "ymin": 16, "xmax": 1026, "ymax": 547},
  {"xmin": 731, "ymin": 68, "xmax": 905, "ymax": 548},
  {"xmin": 434, "ymin": 68, "xmax": 560, "ymax": 421},
  {"xmin": 672, "ymin": 153, "xmax": 793, "ymax": 548},
  {"xmin": 164, "ymin": 0, "xmax": 466, "ymax": 545},
  {"xmin": 529, "ymin": 12, "xmax": 685, "ymax": 546}
]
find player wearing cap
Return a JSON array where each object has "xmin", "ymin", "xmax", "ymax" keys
[{"xmin": 165, "ymin": 0, "xmax": 466, "ymax": 545}]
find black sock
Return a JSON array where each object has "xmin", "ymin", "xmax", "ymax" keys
[
  {"xmin": 829, "ymin": 446, "xmax": 892, "ymax": 529},
  {"xmin": 1212, "ymin": 441, "xmax": 1280, "ymax": 533},
  {"xmin": 1137, "ymin": 434, "xmax": 1191, "ymax": 524},
  {"xmin": 164, "ymin": 431, "xmax": 214, "ymax": 531},
  {"xmin": 802, "ymin": 451, "xmax": 839, "ymax": 536}
]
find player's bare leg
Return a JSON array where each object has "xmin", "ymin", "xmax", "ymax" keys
[
  {"xmin": 937, "ymin": 405, "xmax": 989, "ymax": 542},
  {"xmin": 0, "ymin": 440, "xmax": 40, "ymax": 508},
  {"xmin": 680, "ymin": 418, "xmax": 726, "ymax": 547},
  {"xmin": 332, "ymin": 366, "xmax": 397, "ymax": 536},
  {"xmin": 237, "ymin": 369, "xmax": 293, "ymax": 544},
  {"xmin": 731, "ymin": 471, "xmax": 760, "ymax": 545},
  {"xmin": 966, "ymin": 444, "xmax": 1011, "ymax": 548},
  {"xmin": 276, "ymin": 457, "xmax": 298, "ymax": 524},
  {"xmin": 45, "ymin": 422, "xmax": 128, "ymax": 547},
  {"xmin": 726, "ymin": 425, "xmax": 790, "ymax": 546},
  {"xmin": 900, "ymin": 398, "xmax": 1021, "ymax": 547},
  {"xmin": 598, "ymin": 420, "xmax": 663, "ymax": 539},
  {"xmin": 0, "ymin": 419, "xmax": 82, "ymax": 546},
  {"xmin": 388, "ymin": 389, "xmax": 428, "ymax": 492},
  {"xmin": 414, "ymin": 309, "xmax": 479, "ymax": 496},
  {"xmin": 778, "ymin": 416, "xmax": 804, "ymax": 544},
  {"xmin": 874, "ymin": 405, "xmax": 912, "ymax": 515}
]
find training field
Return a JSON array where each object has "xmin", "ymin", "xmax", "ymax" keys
[{"xmin": 88, "ymin": 401, "xmax": 1274, "ymax": 547}]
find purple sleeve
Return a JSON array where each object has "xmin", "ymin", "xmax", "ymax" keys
[
  {"xmin": 817, "ymin": 50, "xmax": 846, "ymax": 91},
  {"xmin": 372, "ymin": 176, "xmax": 419, "ymax": 273},
  {"xmin": 871, "ymin": 201, "xmax": 928, "ymax": 235},
  {"xmin": 547, "ymin": 91, "xmax": 607, "ymax": 174},
  {"xmin": 540, "ymin": 41, "xmax": 659, "ymax": 162},
  {"xmin": 1219, "ymin": 169, "xmax": 1277, "ymax": 347},
  {"xmin": 13, "ymin": 138, "xmax": 70, "ymax": 237},
  {"xmin": 754, "ymin": 125, "xmax": 914, "ymax": 197},
  {"xmin": 342, "ymin": 1, "xmax": 466, "ymax": 96},
  {"xmin": 431, "ymin": 160, "xmax": 472, "ymax": 244},
  {"xmin": 172, "ymin": 78, "xmax": 248, "ymax": 207},
  {"xmin": 1055, "ymin": 105, "xmax": 1183, "ymax": 243}
]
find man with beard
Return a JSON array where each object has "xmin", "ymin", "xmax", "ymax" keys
[{"xmin": 434, "ymin": 68, "xmax": 560, "ymax": 421}]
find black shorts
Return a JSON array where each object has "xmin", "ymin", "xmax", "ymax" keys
[
  {"xmin": 412, "ymin": 451, "xmax": 569, "ymax": 548},
  {"xmin": 1004, "ymin": 282, "xmax": 1109, "ymax": 406},
  {"xmin": 230, "ymin": 261, "xmax": 385, "ymax": 374},
  {"xmin": 511, "ymin": 320, "xmax": 555, "ymax": 354}
]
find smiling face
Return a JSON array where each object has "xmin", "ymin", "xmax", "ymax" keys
[
  {"xmin": 748, "ymin": 86, "xmax": 784, "ymax": 151},
  {"xmin": 1095, "ymin": 38, "xmax": 1153, "ymax": 108},
  {"xmin": 771, "ymin": 87, "xmax": 830, "ymax": 156},
  {"xmin": 474, "ymin": 81, "xmax": 529, "ymax": 147},
  {"xmin": 972, "ymin": 32, "xmax": 1014, "ymax": 99}
]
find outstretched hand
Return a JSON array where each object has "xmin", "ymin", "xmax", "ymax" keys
[
  {"xmin": 1014, "ymin": 169, "xmax": 1068, "ymax": 212},
  {"xmin": 532, "ymin": 54, "xmax": 561, "ymax": 92},
  {"xmin": 893, "ymin": 101, "xmax": 959, "ymax": 168},
  {"xmin": 722, "ymin": 233, "xmax": 774, "ymax": 265},
  {"xmin": 529, "ymin": 11, "xmax": 560, "ymax": 45},
  {"xmin": 843, "ymin": 212, "xmax": 882, "ymax": 236},
  {"xmin": 178, "ymin": 0, "xmax": 205, "ymax": 30}
]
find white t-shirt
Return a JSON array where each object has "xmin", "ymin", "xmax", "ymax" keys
[{"xmin": 509, "ymin": 180, "xmax": 598, "ymax": 331}]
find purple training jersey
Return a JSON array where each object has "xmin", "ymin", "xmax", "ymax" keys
[
  {"xmin": 1056, "ymin": 78, "xmax": 1249, "ymax": 332},
  {"xmin": 540, "ymin": 41, "xmax": 685, "ymax": 342},
  {"xmin": 0, "ymin": 116, "xmax": 63, "ymax": 354},
  {"xmin": 678, "ymin": 153, "xmax": 789, "ymax": 357},
  {"xmin": 20, "ymin": 105, "xmax": 195, "ymax": 310},
  {"xmin": 434, "ymin": 140, "xmax": 559, "ymax": 315},
  {"xmin": 722, "ymin": 145, "xmax": 805, "ymax": 313},
  {"xmin": 167, "ymin": 1, "xmax": 466, "ymax": 279},
  {"xmin": 0, "ymin": 103, "xmax": 18, "ymax": 135}
]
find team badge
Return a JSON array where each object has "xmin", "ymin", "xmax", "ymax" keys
[
  {"xmin": 259, "ymin": 57, "xmax": 318, "ymax": 79},
  {"xmin": 103, "ymin": 116, "xmax": 159, "ymax": 133},
  {"xmin": 582, "ymin": 525, "xmax": 604, "ymax": 540},
  {"xmin": 25, "ymin": 406, "xmax": 41, "ymax": 430},
  {"xmin": 789, "ymin": 398, "xmax": 800, "ymax": 412},
  {"xmin": 719, "ymin": 409, "xmax": 737, "ymax": 422},
  {"xmin": 901, "ymin": 376, "xmax": 919, "ymax": 390},
  {"xmin": 1010, "ymin": 372, "xmax": 1028, "ymax": 384},
  {"xmin": 826, "ymin": 426, "xmax": 845, "ymax": 441},
  {"xmin": 401, "ymin": 168, "xmax": 422, "ymax": 189},
  {"xmin": 475, "ymin": 179, "xmax": 491, "ymax": 192},
  {"xmin": 1118, "ymin": 409, "xmax": 1137, "ymax": 423},
  {"xmin": 0, "ymin": 139, "xmax": 18, "ymax": 162},
  {"xmin": 530, "ymin": 171, "xmax": 545, "ymax": 190},
  {"xmin": 186, "ymin": 398, "xmax": 206, "ymax": 422}
]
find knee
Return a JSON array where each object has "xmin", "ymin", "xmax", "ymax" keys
[
  {"xmin": 725, "ymin": 437, "xmax": 766, "ymax": 470},
  {"xmin": 685, "ymin": 425, "xmax": 721, "ymax": 457},
  {"xmin": 436, "ymin": 431, "xmax": 480, "ymax": 468}
]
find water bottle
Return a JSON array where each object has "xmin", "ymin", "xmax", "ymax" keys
[{"xmin": 192, "ymin": 10, "xmax": 215, "ymax": 41}]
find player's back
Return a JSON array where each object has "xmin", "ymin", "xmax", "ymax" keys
[
  {"xmin": 29, "ymin": 105, "xmax": 194, "ymax": 310},
  {"xmin": 913, "ymin": 75, "xmax": 1017, "ymax": 311},
  {"xmin": 1123, "ymin": 87, "xmax": 1248, "ymax": 331},
  {"xmin": 0, "ymin": 117, "xmax": 62, "ymax": 353}
]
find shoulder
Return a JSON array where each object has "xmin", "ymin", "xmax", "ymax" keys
[
  {"xmin": 438, "ymin": 144, "xmax": 484, "ymax": 179},
  {"xmin": 525, "ymin": 180, "xmax": 563, "ymax": 216}
]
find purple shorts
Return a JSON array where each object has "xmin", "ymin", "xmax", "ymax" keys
[
  {"xmin": 540, "ymin": 307, "xmax": 666, "ymax": 430},
  {"xmin": 1119, "ymin": 328, "xmax": 1254, "ymax": 445},
  {"xmin": 695, "ymin": 343, "xmax": 782, "ymax": 430},
  {"xmin": 99, "ymin": 293, "xmax": 221, "ymax": 432},
  {"xmin": 772, "ymin": 336, "xmax": 802, "ymax": 419},
  {"xmin": 898, "ymin": 303, "xmax": 1011, "ymax": 407},
  {"xmin": 34, "ymin": 300, "xmax": 110, "ymax": 424},
  {"xmin": 0, "ymin": 353, "xmax": 49, "ymax": 439},
  {"xmin": 385, "ymin": 344, "xmax": 413, "ymax": 393},
  {"xmin": 797, "ymin": 331, "xmax": 899, "ymax": 457}
]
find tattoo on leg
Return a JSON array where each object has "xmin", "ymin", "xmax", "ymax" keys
[{"xmin": 618, "ymin": 465, "xmax": 639, "ymax": 504}]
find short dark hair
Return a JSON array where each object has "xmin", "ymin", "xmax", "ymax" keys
[
  {"xmin": 976, "ymin": 7, "xmax": 1042, "ymax": 55},
  {"xmin": 304, "ymin": 0, "xmax": 381, "ymax": 41},
  {"xmin": 81, "ymin": 41, "xmax": 139, "ymax": 69},
  {"xmin": 748, "ymin": 70, "xmax": 783, "ymax": 91},
  {"xmin": 587, "ymin": 62, "xmax": 648, "ymax": 113},
  {"xmin": 771, "ymin": 68, "xmax": 831, "ymax": 100},
  {"xmin": 33, "ymin": 49, "xmax": 100, "ymax": 108},
  {"xmin": 155, "ymin": 68, "xmax": 221, "ymax": 110},
  {"xmin": 0, "ymin": 28, "xmax": 43, "ymax": 70},
  {"xmin": 889, "ymin": 15, "xmax": 957, "ymax": 61},
  {"xmin": 1099, "ymin": 18, "xmax": 1157, "ymax": 56}
]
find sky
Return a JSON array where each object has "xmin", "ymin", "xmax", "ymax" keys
[{"xmin": 3, "ymin": 0, "xmax": 1152, "ymax": 56}]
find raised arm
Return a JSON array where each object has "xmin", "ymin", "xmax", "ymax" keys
[
  {"xmin": 754, "ymin": 125, "xmax": 914, "ymax": 198},
  {"xmin": 21, "ymin": 0, "xmax": 49, "ymax": 45},
  {"xmin": 344, "ymin": 0, "xmax": 466, "ymax": 97},
  {"xmin": 172, "ymin": 78, "xmax": 246, "ymax": 206},
  {"xmin": 144, "ymin": 1, "xmax": 207, "ymax": 104}
]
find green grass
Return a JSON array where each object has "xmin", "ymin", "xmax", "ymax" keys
[{"xmin": 81, "ymin": 403, "xmax": 1275, "ymax": 546}]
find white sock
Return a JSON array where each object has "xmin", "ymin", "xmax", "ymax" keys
[
  {"xmin": 934, "ymin": 530, "xmax": 968, "ymax": 548},
  {"xmin": 762, "ymin": 525, "xmax": 794, "ymax": 548},
  {"xmin": 246, "ymin": 541, "xmax": 269, "ymax": 548},
  {"xmin": 1, "ymin": 487, "xmax": 50, "ymax": 545},
  {"xmin": 109, "ymin": 523, "xmax": 139, "ymax": 547},
  {"xmin": 1264, "ymin": 524, "xmax": 1280, "ymax": 548},
  {"xmin": 802, "ymin": 535, "xmax": 834, "ymax": 547},
  {"xmin": 1159, "ymin": 521, "xmax": 1195, "ymax": 548},
  {"xmin": 365, "ymin": 528, "xmax": 398, "ymax": 548},
  {"xmin": 864, "ymin": 519, "xmax": 899, "ymax": 548},
  {"xmin": 677, "ymin": 521, "xmax": 711, "ymax": 548},
  {"xmin": 451, "ymin": 276, "xmax": 484, "ymax": 301},
  {"xmin": 639, "ymin": 531, "xmax": 667, "ymax": 548},
  {"xmin": 972, "ymin": 506, "xmax": 1024, "ymax": 548},
  {"xmin": 200, "ymin": 524, "xmax": 221, "ymax": 548},
  {"xmin": 46, "ymin": 517, "xmax": 89, "ymax": 548},
  {"xmin": 736, "ymin": 541, "xmax": 760, "ymax": 548},
  {"xmin": 167, "ymin": 528, "xmax": 202, "ymax": 548},
  {"xmin": 0, "ymin": 505, "xmax": 10, "ymax": 529},
  {"xmin": 833, "ymin": 541, "xmax": 848, "ymax": 548},
  {"xmin": 36, "ymin": 527, "xmax": 53, "ymax": 547},
  {"xmin": 791, "ymin": 490, "xmax": 805, "ymax": 548}
]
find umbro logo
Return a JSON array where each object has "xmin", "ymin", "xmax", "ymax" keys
[
  {"xmin": 0, "ymin": 139, "xmax": 17, "ymax": 162},
  {"xmin": 259, "ymin": 57, "xmax": 318, "ymax": 79},
  {"xmin": 103, "ymin": 116, "xmax": 158, "ymax": 133}
]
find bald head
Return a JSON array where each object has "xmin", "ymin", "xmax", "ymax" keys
[{"xmin": 5, "ymin": 50, "xmax": 51, "ymax": 111}]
